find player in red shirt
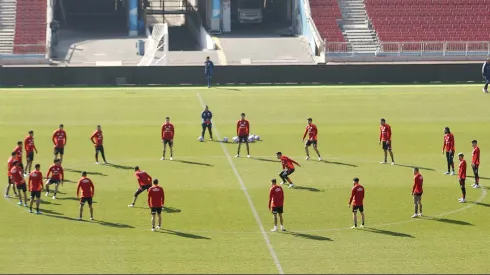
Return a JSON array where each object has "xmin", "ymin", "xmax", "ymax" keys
[
  {"xmin": 52, "ymin": 124, "xmax": 67, "ymax": 164},
  {"xmin": 128, "ymin": 166, "xmax": 153, "ymax": 207},
  {"xmin": 411, "ymin": 168, "xmax": 423, "ymax": 218},
  {"xmin": 77, "ymin": 171, "xmax": 95, "ymax": 220},
  {"xmin": 148, "ymin": 179, "xmax": 165, "ymax": 231},
  {"xmin": 302, "ymin": 118, "xmax": 322, "ymax": 161},
  {"xmin": 10, "ymin": 161, "xmax": 28, "ymax": 207},
  {"xmin": 379, "ymin": 118, "xmax": 395, "ymax": 165},
  {"xmin": 45, "ymin": 159, "xmax": 64, "ymax": 199},
  {"xmin": 5, "ymin": 151, "xmax": 18, "ymax": 198},
  {"xmin": 24, "ymin": 130, "xmax": 38, "ymax": 175},
  {"xmin": 276, "ymin": 152, "xmax": 300, "ymax": 189},
  {"xmin": 442, "ymin": 127, "xmax": 456, "ymax": 175},
  {"xmin": 28, "ymin": 164, "xmax": 43, "ymax": 214},
  {"xmin": 13, "ymin": 140, "xmax": 24, "ymax": 173},
  {"xmin": 348, "ymin": 178, "xmax": 365, "ymax": 228},
  {"xmin": 457, "ymin": 153, "xmax": 467, "ymax": 203},
  {"xmin": 91, "ymin": 125, "xmax": 108, "ymax": 164},
  {"xmin": 161, "ymin": 117, "xmax": 175, "ymax": 161},
  {"xmin": 268, "ymin": 179, "xmax": 285, "ymax": 232},
  {"xmin": 471, "ymin": 140, "xmax": 481, "ymax": 189},
  {"xmin": 236, "ymin": 113, "xmax": 251, "ymax": 158}
]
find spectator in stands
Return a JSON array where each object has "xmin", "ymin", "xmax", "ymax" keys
[
  {"xmin": 205, "ymin": 56, "xmax": 214, "ymax": 88},
  {"xmin": 482, "ymin": 58, "xmax": 490, "ymax": 93}
]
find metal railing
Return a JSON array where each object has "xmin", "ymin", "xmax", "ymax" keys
[{"xmin": 326, "ymin": 41, "xmax": 490, "ymax": 56}]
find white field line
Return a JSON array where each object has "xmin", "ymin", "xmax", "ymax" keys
[{"xmin": 196, "ymin": 93, "xmax": 284, "ymax": 274}]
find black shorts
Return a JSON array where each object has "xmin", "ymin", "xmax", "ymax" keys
[
  {"xmin": 54, "ymin": 147, "xmax": 64, "ymax": 155},
  {"xmin": 80, "ymin": 197, "xmax": 93, "ymax": 205},
  {"xmin": 95, "ymin": 145, "xmax": 104, "ymax": 152},
  {"xmin": 26, "ymin": 151, "xmax": 34, "ymax": 161},
  {"xmin": 31, "ymin": 191, "xmax": 41, "ymax": 199},
  {"xmin": 47, "ymin": 178, "xmax": 61, "ymax": 185},
  {"xmin": 272, "ymin": 206, "xmax": 283, "ymax": 214},
  {"xmin": 382, "ymin": 141, "xmax": 392, "ymax": 150},
  {"xmin": 16, "ymin": 183, "xmax": 27, "ymax": 192},
  {"xmin": 202, "ymin": 123, "xmax": 212, "ymax": 129},
  {"xmin": 352, "ymin": 205, "xmax": 364, "ymax": 213},
  {"xmin": 459, "ymin": 178, "xmax": 465, "ymax": 186},
  {"xmin": 151, "ymin": 207, "xmax": 162, "ymax": 214},
  {"xmin": 472, "ymin": 164, "xmax": 479, "ymax": 174},
  {"xmin": 446, "ymin": 151, "xmax": 454, "ymax": 163},
  {"xmin": 280, "ymin": 168, "xmax": 295, "ymax": 177},
  {"xmin": 139, "ymin": 184, "xmax": 151, "ymax": 192},
  {"xmin": 305, "ymin": 140, "xmax": 317, "ymax": 146},
  {"xmin": 163, "ymin": 139, "xmax": 173, "ymax": 147},
  {"xmin": 238, "ymin": 135, "xmax": 248, "ymax": 143}
]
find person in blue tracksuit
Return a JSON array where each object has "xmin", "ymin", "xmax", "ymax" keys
[
  {"xmin": 201, "ymin": 105, "xmax": 213, "ymax": 140},
  {"xmin": 205, "ymin": 56, "xmax": 214, "ymax": 88},
  {"xmin": 482, "ymin": 58, "xmax": 490, "ymax": 93}
]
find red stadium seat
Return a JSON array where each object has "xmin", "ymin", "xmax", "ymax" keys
[
  {"xmin": 309, "ymin": 0, "xmax": 346, "ymax": 43},
  {"xmin": 13, "ymin": 0, "xmax": 47, "ymax": 54}
]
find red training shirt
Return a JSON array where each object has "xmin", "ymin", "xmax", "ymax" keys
[
  {"xmin": 77, "ymin": 177, "xmax": 95, "ymax": 198},
  {"xmin": 10, "ymin": 166, "xmax": 25, "ymax": 185},
  {"xmin": 280, "ymin": 155, "xmax": 299, "ymax": 170},
  {"xmin": 442, "ymin": 133, "xmax": 455, "ymax": 152},
  {"xmin": 459, "ymin": 159, "xmax": 467, "ymax": 179},
  {"xmin": 349, "ymin": 183, "xmax": 365, "ymax": 206},
  {"xmin": 135, "ymin": 170, "xmax": 152, "ymax": 187},
  {"xmin": 47, "ymin": 164, "xmax": 64, "ymax": 181},
  {"xmin": 412, "ymin": 173, "xmax": 423, "ymax": 195},
  {"xmin": 148, "ymin": 185, "xmax": 165, "ymax": 207},
  {"xmin": 236, "ymin": 119, "xmax": 250, "ymax": 136},
  {"xmin": 91, "ymin": 130, "xmax": 103, "ymax": 146},
  {"xmin": 52, "ymin": 129, "xmax": 67, "ymax": 148},
  {"xmin": 24, "ymin": 136, "xmax": 36, "ymax": 153},
  {"xmin": 472, "ymin": 146, "xmax": 480, "ymax": 165},
  {"xmin": 28, "ymin": 170, "xmax": 43, "ymax": 192},
  {"xmin": 13, "ymin": 145, "xmax": 22, "ymax": 163},
  {"xmin": 303, "ymin": 124, "xmax": 318, "ymax": 141},
  {"xmin": 269, "ymin": 185, "xmax": 284, "ymax": 208},
  {"xmin": 7, "ymin": 156, "xmax": 15, "ymax": 177},
  {"xmin": 379, "ymin": 124, "xmax": 392, "ymax": 142},
  {"xmin": 161, "ymin": 123, "xmax": 175, "ymax": 140}
]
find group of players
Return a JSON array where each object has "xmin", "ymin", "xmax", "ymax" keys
[{"xmin": 3, "ymin": 106, "xmax": 483, "ymax": 231}]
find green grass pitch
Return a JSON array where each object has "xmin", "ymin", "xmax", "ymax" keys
[{"xmin": 1, "ymin": 85, "xmax": 490, "ymax": 274}]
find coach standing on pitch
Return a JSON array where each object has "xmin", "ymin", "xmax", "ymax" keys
[
  {"xmin": 482, "ymin": 58, "xmax": 490, "ymax": 93},
  {"xmin": 205, "ymin": 56, "xmax": 214, "ymax": 88}
]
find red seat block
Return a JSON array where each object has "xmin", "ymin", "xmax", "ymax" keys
[{"xmin": 13, "ymin": 0, "xmax": 47, "ymax": 54}]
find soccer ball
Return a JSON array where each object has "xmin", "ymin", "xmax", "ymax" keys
[
  {"xmin": 198, "ymin": 136, "xmax": 204, "ymax": 142},
  {"xmin": 232, "ymin": 136, "xmax": 239, "ymax": 143},
  {"xmin": 254, "ymin": 135, "xmax": 260, "ymax": 141},
  {"xmin": 247, "ymin": 136, "xmax": 255, "ymax": 143},
  {"xmin": 223, "ymin": 137, "xmax": 229, "ymax": 142}
]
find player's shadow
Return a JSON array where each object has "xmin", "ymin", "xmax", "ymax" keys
[
  {"xmin": 174, "ymin": 160, "xmax": 213, "ymax": 167},
  {"xmin": 163, "ymin": 207, "xmax": 182, "ymax": 213},
  {"xmin": 105, "ymin": 163, "xmax": 134, "ymax": 170},
  {"xmin": 65, "ymin": 168, "xmax": 108, "ymax": 177},
  {"xmin": 39, "ymin": 200, "xmax": 61, "ymax": 206},
  {"xmin": 57, "ymin": 197, "xmax": 98, "ymax": 203},
  {"xmin": 467, "ymin": 175, "xmax": 490, "ymax": 180},
  {"xmin": 476, "ymin": 202, "xmax": 490, "ymax": 208},
  {"xmin": 43, "ymin": 212, "xmax": 133, "ymax": 228},
  {"xmin": 320, "ymin": 160, "xmax": 357, "ymax": 167},
  {"xmin": 294, "ymin": 186, "xmax": 324, "ymax": 192},
  {"xmin": 216, "ymin": 87, "xmax": 241, "ymax": 91},
  {"xmin": 252, "ymin": 157, "xmax": 280, "ymax": 163},
  {"xmin": 362, "ymin": 227, "xmax": 414, "ymax": 238},
  {"xmin": 394, "ymin": 164, "xmax": 436, "ymax": 171},
  {"xmin": 285, "ymin": 231, "xmax": 333, "ymax": 241},
  {"xmin": 41, "ymin": 209, "xmax": 64, "ymax": 215},
  {"xmin": 62, "ymin": 179, "xmax": 76, "ymax": 183},
  {"xmin": 159, "ymin": 229, "xmax": 211, "ymax": 240},
  {"xmin": 93, "ymin": 220, "xmax": 134, "ymax": 229},
  {"xmin": 423, "ymin": 216, "xmax": 473, "ymax": 226}
]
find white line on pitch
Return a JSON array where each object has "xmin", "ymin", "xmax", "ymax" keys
[{"xmin": 196, "ymin": 92, "xmax": 284, "ymax": 274}]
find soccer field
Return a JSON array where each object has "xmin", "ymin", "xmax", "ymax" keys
[{"xmin": 1, "ymin": 85, "xmax": 490, "ymax": 274}]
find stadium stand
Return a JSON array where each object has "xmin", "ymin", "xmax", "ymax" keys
[
  {"xmin": 309, "ymin": 0, "xmax": 346, "ymax": 47},
  {"xmin": 13, "ymin": 0, "xmax": 47, "ymax": 54},
  {"xmin": 0, "ymin": 0, "xmax": 16, "ymax": 54},
  {"xmin": 365, "ymin": 0, "xmax": 490, "ymax": 42}
]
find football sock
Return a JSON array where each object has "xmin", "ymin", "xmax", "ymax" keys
[
  {"xmin": 461, "ymin": 186, "xmax": 466, "ymax": 198},
  {"xmin": 419, "ymin": 204, "xmax": 422, "ymax": 213},
  {"xmin": 414, "ymin": 205, "xmax": 418, "ymax": 214}
]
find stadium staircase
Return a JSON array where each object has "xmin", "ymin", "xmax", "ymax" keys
[
  {"xmin": 12, "ymin": 0, "xmax": 47, "ymax": 54},
  {"xmin": 337, "ymin": 0, "xmax": 378, "ymax": 53},
  {"xmin": 309, "ymin": 0, "xmax": 345, "ymax": 47},
  {"xmin": 0, "ymin": 0, "xmax": 16, "ymax": 54}
]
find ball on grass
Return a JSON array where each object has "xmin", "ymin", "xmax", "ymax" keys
[
  {"xmin": 198, "ymin": 136, "xmax": 204, "ymax": 142},
  {"xmin": 223, "ymin": 137, "xmax": 229, "ymax": 142}
]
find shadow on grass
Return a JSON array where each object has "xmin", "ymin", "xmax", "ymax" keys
[
  {"xmin": 39, "ymin": 200, "xmax": 61, "ymax": 206},
  {"xmin": 362, "ymin": 227, "xmax": 414, "ymax": 238},
  {"xmin": 294, "ymin": 186, "xmax": 324, "ymax": 192},
  {"xmin": 320, "ymin": 160, "xmax": 357, "ymax": 167},
  {"xmin": 163, "ymin": 207, "xmax": 182, "ymax": 214},
  {"xmin": 173, "ymin": 160, "xmax": 213, "ymax": 167},
  {"xmin": 56, "ymin": 197, "xmax": 98, "ymax": 203},
  {"xmin": 41, "ymin": 209, "xmax": 64, "ymax": 215},
  {"xmin": 285, "ymin": 231, "xmax": 333, "ymax": 241},
  {"xmin": 467, "ymin": 175, "xmax": 490, "ymax": 180},
  {"xmin": 105, "ymin": 163, "xmax": 134, "ymax": 170},
  {"xmin": 476, "ymin": 202, "xmax": 490, "ymax": 208},
  {"xmin": 252, "ymin": 157, "xmax": 280, "ymax": 163},
  {"xmin": 394, "ymin": 164, "xmax": 435, "ymax": 171},
  {"xmin": 216, "ymin": 87, "xmax": 241, "ymax": 91},
  {"xmin": 65, "ymin": 168, "xmax": 108, "ymax": 177},
  {"xmin": 159, "ymin": 229, "xmax": 210, "ymax": 240},
  {"xmin": 424, "ymin": 216, "xmax": 472, "ymax": 226},
  {"xmin": 62, "ymin": 179, "xmax": 76, "ymax": 183},
  {"xmin": 43, "ymin": 213, "xmax": 133, "ymax": 228}
]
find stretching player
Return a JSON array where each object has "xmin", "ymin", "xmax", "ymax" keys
[
  {"xmin": 28, "ymin": 164, "xmax": 43, "ymax": 214},
  {"xmin": 348, "ymin": 178, "xmax": 365, "ymax": 228},
  {"xmin": 276, "ymin": 152, "xmax": 300, "ymax": 189},
  {"xmin": 471, "ymin": 140, "xmax": 480, "ymax": 189},
  {"xmin": 128, "ymin": 166, "xmax": 152, "ymax": 207},
  {"xmin": 201, "ymin": 105, "xmax": 213, "ymax": 140},
  {"xmin": 5, "ymin": 152, "xmax": 18, "ymax": 198},
  {"xmin": 379, "ymin": 118, "xmax": 395, "ymax": 165},
  {"xmin": 24, "ymin": 130, "xmax": 37, "ymax": 174},
  {"xmin": 10, "ymin": 161, "xmax": 27, "ymax": 207},
  {"xmin": 411, "ymin": 168, "xmax": 423, "ymax": 218},
  {"xmin": 269, "ymin": 179, "xmax": 285, "ymax": 232},
  {"xmin": 442, "ymin": 127, "xmax": 455, "ymax": 175},
  {"xmin": 77, "ymin": 171, "xmax": 95, "ymax": 220},
  {"xmin": 52, "ymin": 124, "xmax": 67, "ymax": 164},
  {"xmin": 91, "ymin": 125, "xmax": 107, "ymax": 164},
  {"xmin": 236, "ymin": 113, "xmax": 250, "ymax": 158},
  {"xmin": 45, "ymin": 159, "xmax": 64, "ymax": 199},
  {"xmin": 148, "ymin": 179, "xmax": 165, "ymax": 231},
  {"xmin": 13, "ymin": 141, "xmax": 24, "ymax": 175},
  {"xmin": 302, "ymin": 118, "xmax": 322, "ymax": 161},
  {"xmin": 458, "ymin": 153, "xmax": 467, "ymax": 203},
  {"xmin": 161, "ymin": 117, "xmax": 175, "ymax": 161}
]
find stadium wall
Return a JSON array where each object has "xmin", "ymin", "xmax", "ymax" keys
[{"xmin": 0, "ymin": 63, "xmax": 484, "ymax": 87}]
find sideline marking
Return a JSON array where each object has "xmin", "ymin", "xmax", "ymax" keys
[{"xmin": 196, "ymin": 92, "xmax": 284, "ymax": 274}]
